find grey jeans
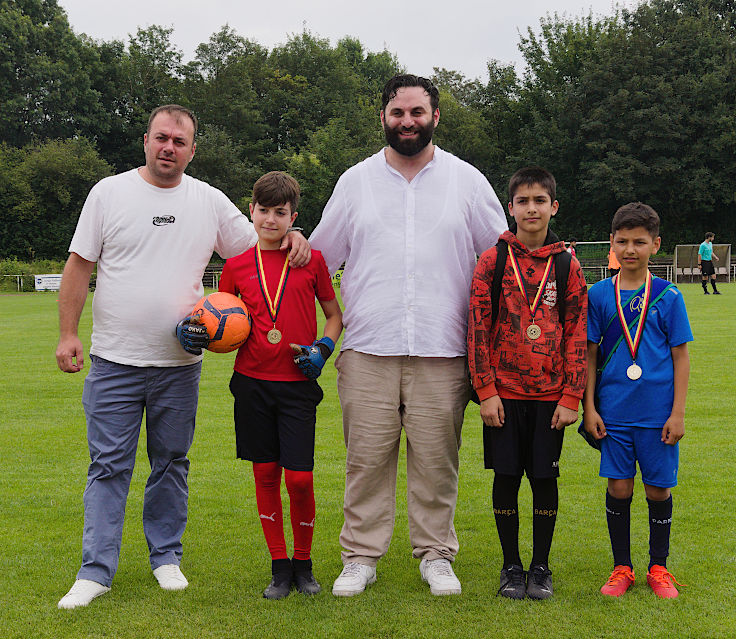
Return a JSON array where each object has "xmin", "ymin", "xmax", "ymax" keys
[{"xmin": 76, "ymin": 355, "xmax": 201, "ymax": 586}]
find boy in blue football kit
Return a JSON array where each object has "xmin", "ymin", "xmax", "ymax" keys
[
  {"xmin": 698, "ymin": 231, "xmax": 720, "ymax": 294},
  {"xmin": 583, "ymin": 203, "xmax": 692, "ymax": 598}
]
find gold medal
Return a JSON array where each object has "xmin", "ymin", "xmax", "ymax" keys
[
  {"xmin": 626, "ymin": 363, "xmax": 642, "ymax": 380},
  {"xmin": 255, "ymin": 243, "xmax": 290, "ymax": 348},
  {"xmin": 507, "ymin": 247, "xmax": 554, "ymax": 342},
  {"xmin": 526, "ymin": 323, "xmax": 542, "ymax": 340}
]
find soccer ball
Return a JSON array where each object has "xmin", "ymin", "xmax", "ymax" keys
[{"xmin": 191, "ymin": 292, "xmax": 251, "ymax": 353}]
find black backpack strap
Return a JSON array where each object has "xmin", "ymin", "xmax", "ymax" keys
[
  {"xmin": 491, "ymin": 239, "xmax": 508, "ymax": 326},
  {"xmin": 554, "ymin": 250, "xmax": 572, "ymax": 325}
]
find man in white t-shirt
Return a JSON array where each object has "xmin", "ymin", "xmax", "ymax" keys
[
  {"xmin": 55, "ymin": 105, "xmax": 310, "ymax": 610},
  {"xmin": 310, "ymin": 75, "xmax": 507, "ymax": 597}
]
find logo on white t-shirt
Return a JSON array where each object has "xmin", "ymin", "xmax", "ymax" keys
[{"xmin": 152, "ymin": 215, "xmax": 176, "ymax": 226}]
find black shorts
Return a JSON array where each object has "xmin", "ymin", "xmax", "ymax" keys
[
  {"xmin": 701, "ymin": 260, "xmax": 715, "ymax": 276},
  {"xmin": 483, "ymin": 398, "xmax": 564, "ymax": 478},
  {"xmin": 229, "ymin": 372, "xmax": 323, "ymax": 471}
]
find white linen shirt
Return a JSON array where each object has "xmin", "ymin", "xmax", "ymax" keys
[{"xmin": 309, "ymin": 146, "xmax": 507, "ymax": 357}]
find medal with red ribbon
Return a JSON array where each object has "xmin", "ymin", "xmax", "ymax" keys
[
  {"xmin": 255, "ymin": 243, "xmax": 290, "ymax": 344},
  {"xmin": 507, "ymin": 247, "xmax": 554, "ymax": 340},
  {"xmin": 614, "ymin": 271, "xmax": 652, "ymax": 380}
]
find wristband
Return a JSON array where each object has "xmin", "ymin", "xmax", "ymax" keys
[{"xmin": 285, "ymin": 226, "xmax": 304, "ymax": 234}]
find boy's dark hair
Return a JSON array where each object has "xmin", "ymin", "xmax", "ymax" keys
[
  {"xmin": 569, "ymin": 238, "xmax": 577, "ymax": 244},
  {"xmin": 252, "ymin": 171, "xmax": 300, "ymax": 211},
  {"xmin": 611, "ymin": 202, "xmax": 660, "ymax": 237},
  {"xmin": 147, "ymin": 104, "xmax": 198, "ymax": 138},
  {"xmin": 508, "ymin": 167, "xmax": 556, "ymax": 202},
  {"xmin": 382, "ymin": 74, "xmax": 440, "ymax": 112},
  {"xmin": 705, "ymin": 231, "xmax": 715, "ymax": 240}
]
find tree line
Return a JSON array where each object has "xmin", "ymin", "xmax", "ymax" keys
[{"xmin": 1, "ymin": 0, "xmax": 734, "ymax": 261}]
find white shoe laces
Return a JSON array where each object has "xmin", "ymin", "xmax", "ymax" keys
[
  {"xmin": 342, "ymin": 562, "xmax": 364, "ymax": 576},
  {"xmin": 429, "ymin": 560, "xmax": 453, "ymax": 577}
]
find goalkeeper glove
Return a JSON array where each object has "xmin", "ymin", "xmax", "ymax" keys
[
  {"xmin": 290, "ymin": 336, "xmax": 335, "ymax": 379},
  {"xmin": 176, "ymin": 315, "xmax": 209, "ymax": 355}
]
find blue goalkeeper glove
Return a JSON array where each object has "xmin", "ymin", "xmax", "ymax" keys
[
  {"xmin": 175, "ymin": 315, "xmax": 210, "ymax": 355},
  {"xmin": 289, "ymin": 337, "xmax": 335, "ymax": 379}
]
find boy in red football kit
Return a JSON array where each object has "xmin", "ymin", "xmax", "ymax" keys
[
  {"xmin": 219, "ymin": 172, "xmax": 342, "ymax": 599},
  {"xmin": 468, "ymin": 167, "xmax": 588, "ymax": 600}
]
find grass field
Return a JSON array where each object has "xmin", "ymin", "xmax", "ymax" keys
[{"xmin": 1, "ymin": 284, "xmax": 734, "ymax": 638}]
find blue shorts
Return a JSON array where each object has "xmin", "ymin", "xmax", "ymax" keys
[{"xmin": 599, "ymin": 424, "xmax": 679, "ymax": 488}]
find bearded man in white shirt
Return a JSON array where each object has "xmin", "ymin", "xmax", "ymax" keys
[{"xmin": 310, "ymin": 75, "xmax": 507, "ymax": 597}]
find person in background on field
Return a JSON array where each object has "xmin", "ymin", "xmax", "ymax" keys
[
  {"xmin": 218, "ymin": 171, "xmax": 342, "ymax": 599},
  {"xmin": 566, "ymin": 238, "xmax": 577, "ymax": 258},
  {"xmin": 698, "ymin": 232, "xmax": 721, "ymax": 295},
  {"xmin": 468, "ymin": 167, "xmax": 588, "ymax": 600},
  {"xmin": 54, "ymin": 105, "xmax": 310, "ymax": 610},
  {"xmin": 310, "ymin": 74, "xmax": 507, "ymax": 598},
  {"xmin": 583, "ymin": 203, "xmax": 692, "ymax": 599},
  {"xmin": 608, "ymin": 245, "xmax": 620, "ymax": 278}
]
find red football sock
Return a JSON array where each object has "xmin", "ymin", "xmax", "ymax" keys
[
  {"xmin": 252, "ymin": 462, "xmax": 287, "ymax": 560},
  {"xmin": 285, "ymin": 469, "xmax": 315, "ymax": 561}
]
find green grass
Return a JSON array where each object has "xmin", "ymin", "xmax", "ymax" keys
[{"xmin": 1, "ymin": 285, "xmax": 734, "ymax": 638}]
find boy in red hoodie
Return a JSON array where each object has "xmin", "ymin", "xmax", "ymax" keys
[{"xmin": 468, "ymin": 167, "xmax": 588, "ymax": 600}]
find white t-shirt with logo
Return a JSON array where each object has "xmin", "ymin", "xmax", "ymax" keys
[{"xmin": 69, "ymin": 169, "xmax": 258, "ymax": 366}]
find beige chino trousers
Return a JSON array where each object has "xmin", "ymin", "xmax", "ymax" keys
[{"xmin": 334, "ymin": 350, "xmax": 470, "ymax": 566}]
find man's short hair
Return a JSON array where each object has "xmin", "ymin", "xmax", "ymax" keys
[
  {"xmin": 508, "ymin": 167, "xmax": 557, "ymax": 202},
  {"xmin": 611, "ymin": 202, "xmax": 660, "ymax": 237},
  {"xmin": 147, "ymin": 105, "xmax": 198, "ymax": 138},
  {"xmin": 705, "ymin": 231, "xmax": 715, "ymax": 240},
  {"xmin": 252, "ymin": 171, "xmax": 300, "ymax": 212},
  {"xmin": 382, "ymin": 74, "xmax": 440, "ymax": 112}
]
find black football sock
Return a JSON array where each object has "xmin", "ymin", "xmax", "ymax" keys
[
  {"xmin": 606, "ymin": 492, "xmax": 633, "ymax": 568},
  {"xmin": 493, "ymin": 473, "xmax": 522, "ymax": 568},
  {"xmin": 530, "ymin": 476, "xmax": 558, "ymax": 567},
  {"xmin": 711, "ymin": 280, "xmax": 719, "ymax": 292},
  {"xmin": 647, "ymin": 495, "xmax": 673, "ymax": 569},
  {"xmin": 702, "ymin": 280, "xmax": 708, "ymax": 292}
]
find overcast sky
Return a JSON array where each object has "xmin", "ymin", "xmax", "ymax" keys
[{"xmin": 58, "ymin": 0, "xmax": 635, "ymax": 80}]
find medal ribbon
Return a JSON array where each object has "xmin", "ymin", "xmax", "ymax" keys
[
  {"xmin": 614, "ymin": 271, "xmax": 652, "ymax": 363},
  {"xmin": 254, "ymin": 244, "xmax": 290, "ymax": 324},
  {"xmin": 507, "ymin": 247, "xmax": 554, "ymax": 323}
]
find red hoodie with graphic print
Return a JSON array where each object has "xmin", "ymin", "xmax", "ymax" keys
[{"xmin": 468, "ymin": 230, "xmax": 588, "ymax": 410}]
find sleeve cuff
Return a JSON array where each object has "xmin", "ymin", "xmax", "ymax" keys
[
  {"xmin": 476, "ymin": 384, "xmax": 498, "ymax": 402},
  {"xmin": 558, "ymin": 394, "xmax": 581, "ymax": 411}
]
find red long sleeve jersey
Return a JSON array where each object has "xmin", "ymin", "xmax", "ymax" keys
[{"xmin": 468, "ymin": 231, "xmax": 588, "ymax": 410}]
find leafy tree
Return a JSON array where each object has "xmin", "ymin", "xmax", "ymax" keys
[
  {"xmin": 2, "ymin": 138, "xmax": 112, "ymax": 260},
  {"xmin": 0, "ymin": 143, "xmax": 32, "ymax": 258},
  {"xmin": 513, "ymin": 1, "xmax": 736, "ymax": 246},
  {"xmin": 287, "ymin": 98, "xmax": 384, "ymax": 233},
  {"xmin": 0, "ymin": 0, "xmax": 109, "ymax": 146},
  {"xmin": 186, "ymin": 127, "xmax": 261, "ymax": 209}
]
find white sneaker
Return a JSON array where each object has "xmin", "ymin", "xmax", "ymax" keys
[
  {"xmin": 153, "ymin": 564, "xmax": 189, "ymax": 591},
  {"xmin": 420, "ymin": 558, "xmax": 461, "ymax": 595},
  {"xmin": 58, "ymin": 579, "xmax": 110, "ymax": 609},
  {"xmin": 332, "ymin": 562, "xmax": 376, "ymax": 596}
]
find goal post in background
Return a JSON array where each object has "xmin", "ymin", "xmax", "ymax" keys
[{"xmin": 674, "ymin": 244, "xmax": 731, "ymax": 284}]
